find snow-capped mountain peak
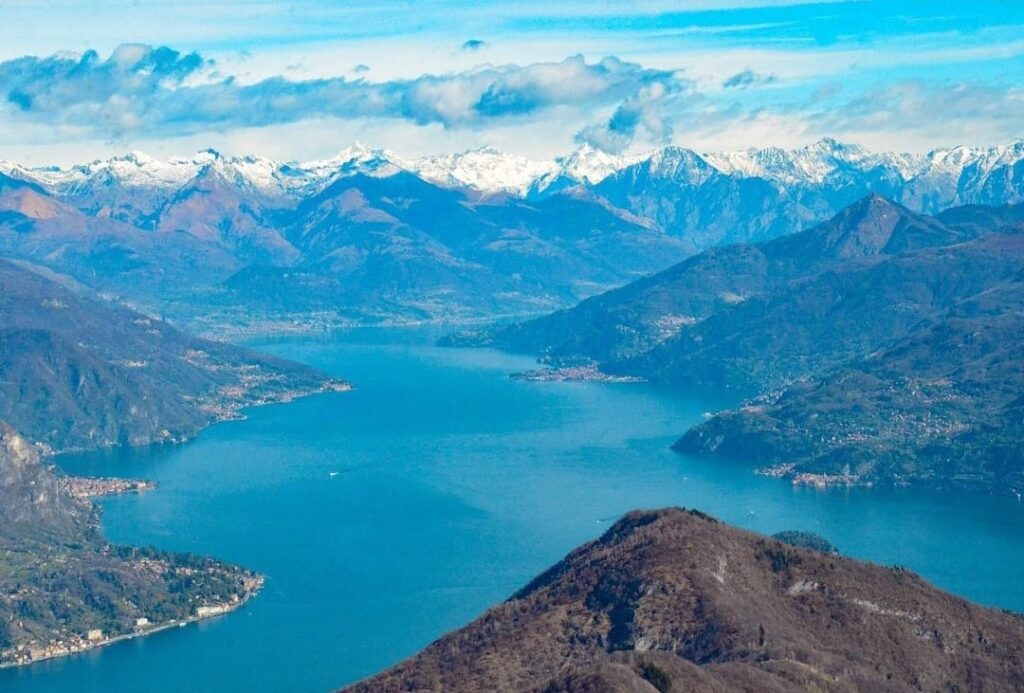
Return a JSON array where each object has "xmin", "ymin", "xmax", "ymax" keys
[
  {"xmin": 0, "ymin": 160, "xmax": 43, "ymax": 184},
  {"xmin": 408, "ymin": 147, "xmax": 557, "ymax": 196},
  {"xmin": 644, "ymin": 146, "xmax": 715, "ymax": 183},
  {"xmin": 704, "ymin": 137, "xmax": 873, "ymax": 185},
  {"xmin": 557, "ymin": 143, "xmax": 643, "ymax": 184},
  {"xmin": 296, "ymin": 143, "xmax": 403, "ymax": 184},
  {"xmin": 529, "ymin": 143, "xmax": 645, "ymax": 194}
]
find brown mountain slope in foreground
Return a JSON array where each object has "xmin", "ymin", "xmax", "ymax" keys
[{"xmin": 345, "ymin": 509, "xmax": 1024, "ymax": 692}]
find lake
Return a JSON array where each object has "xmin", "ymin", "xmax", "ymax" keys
[{"xmin": 4, "ymin": 327, "xmax": 1023, "ymax": 692}]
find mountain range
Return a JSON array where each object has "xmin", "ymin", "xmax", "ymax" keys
[
  {"xmin": 473, "ymin": 196, "xmax": 1024, "ymax": 492},
  {"xmin": 3, "ymin": 138, "xmax": 1023, "ymax": 680},
  {"xmin": 3, "ymin": 139, "xmax": 1024, "ymax": 330},
  {"xmin": 0, "ymin": 153, "xmax": 683, "ymax": 330},
  {"xmin": 345, "ymin": 508, "xmax": 1024, "ymax": 692},
  {"xmin": 9, "ymin": 139, "xmax": 1024, "ymax": 204}
]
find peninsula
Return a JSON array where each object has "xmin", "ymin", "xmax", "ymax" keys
[{"xmin": 0, "ymin": 424, "xmax": 263, "ymax": 669}]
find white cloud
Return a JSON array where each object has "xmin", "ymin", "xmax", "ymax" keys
[
  {"xmin": 815, "ymin": 80, "xmax": 1024, "ymax": 151},
  {"xmin": 0, "ymin": 47, "xmax": 691, "ymax": 150}
]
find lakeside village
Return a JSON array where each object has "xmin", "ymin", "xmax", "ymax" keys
[
  {"xmin": 1, "ymin": 575, "xmax": 263, "ymax": 669},
  {"xmin": 758, "ymin": 462, "xmax": 866, "ymax": 488},
  {"xmin": 58, "ymin": 476, "xmax": 157, "ymax": 499},
  {"xmin": 1, "ymin": 474, "xmax": 260, "ymax": 669}
]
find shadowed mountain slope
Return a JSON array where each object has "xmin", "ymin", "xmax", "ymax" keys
[
  {"xmin": 0, "ymin": 172, "xmax": 245, "ymax": 301},
  {"xmin": 487, "ymin": 195, "xmax": 982, "ymax": 368},
  {"xmin": 0, "ymin": 258, "xmax": 343, "ymax": 452},
  {"xmin": 676, "ymin": 275, "xmax": 1024, "ymax": 489}
]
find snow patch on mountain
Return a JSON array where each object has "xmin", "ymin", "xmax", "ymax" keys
[
  {"xmin": 40, "ymin": 150, "xmax": 223, "ymax": 191},
  {"xmin": 293, "ymin": 143, "xmax": 404, "ymax": 190},
  {"xmin": 704, "ymin": 138, "xmax": 878, "ymax": 184},
  {"xmin": 532, "ymin": 144, "xmax": 645, "ymax": 194},
  {"xmin": 645, "ymin": 147, "xmax": 718, "ymax": 184},
  {"xmin": 409, "ymin": 147, "xmax": 556, "ymax": 196}
]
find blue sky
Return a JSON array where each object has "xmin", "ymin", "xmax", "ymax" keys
[{"xmin": 1, "ymin": 0, "xmax": 1022, "ymax": 164}]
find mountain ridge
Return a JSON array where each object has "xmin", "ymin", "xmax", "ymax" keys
[{"xmin": 0, "ymin": 257, "xmax": 346, "ymax": 453}]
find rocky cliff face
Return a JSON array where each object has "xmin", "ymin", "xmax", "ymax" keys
[
  {"xmin": 345, "ymin": 509, "xmax": 1024, "ymax": 692},
  {"xmin": 0, "ymin": 424, "xmax": 87, "ymax": 538}
]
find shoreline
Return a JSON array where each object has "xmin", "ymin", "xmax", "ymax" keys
[
  {"xmin": 44, "ymin": 378, "xmax": 352, "ymax": 459},
  {"xmin": 1, "ymin": 357, "xmax": 339, "ymax": 672},
  {"xmin": 0, "ymin": 578, "xmax": 264, "ymax": 671},
  {"xmin": 510, "ymin": 365, "xmax": 646, "ymax": 383},
  {"xmin": 185, "ymin": 310, "xmax": 548, "ymax": 342}
]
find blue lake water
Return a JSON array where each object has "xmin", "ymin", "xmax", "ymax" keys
[{"xmin": 4, "ymin": 327, "xmax": 1023, "ymax": 692}]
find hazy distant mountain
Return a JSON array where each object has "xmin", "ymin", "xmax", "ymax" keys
[
  {"xmin": 0, "ymin": 149, "xmax": 691, "ymax": 325},
  {"xmin": 589, "ymin": 138, "xmax": 1024, "ymax": 251},
  {"xmin": 153, "ymin": 165, "xmax": 301, "ymax": 266},
  {"xmin": 0, "ymin": 170, "xmax": 247, "ymax": 300},
  {"xmin": 345, "ymin": 508, "xmax": 1024, "ymax": 692},
  {"xmin": 476, "ymin": 197, "xmax": 1024, "ymax": 491},
  {"xmin": 227, "ymin": 171, "xmax": 688, "ymax": 322},
  {"xmin": 0, "ymin": 258, "xmax": 342, "ymax": 452}
]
